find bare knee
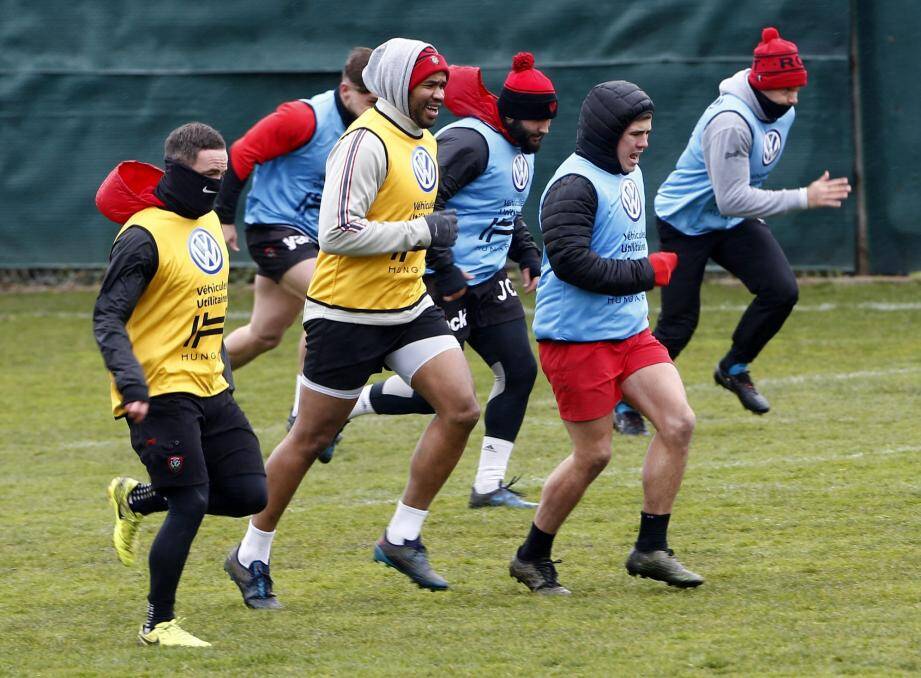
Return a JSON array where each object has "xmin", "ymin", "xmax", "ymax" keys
[
  {"xmin": 657, "ymin": 407, "xmax": 696, "ymax": 449},
  {"xmin": 283, "ymin": 426, "xmax": 336, "ymax": 463},
  {"xmin": 251, "ymin": 326, "xmax": 285, "ymax": 352},
  {"xmin": 575, "ymin": 444, "xmax": 612, "ymax": 477},
  {"xmin": 440, "ymin": 397, "xmax": 480, "ymax": 431}
]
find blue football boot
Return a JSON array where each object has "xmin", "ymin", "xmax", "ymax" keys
[{"xmin": 468, "ymin": 476, "xmax": 537, "ymax": 509}]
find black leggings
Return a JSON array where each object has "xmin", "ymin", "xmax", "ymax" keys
[
  {"xmin": 369, "ymin": 317, "xmax": 537, "ymax": 442},
  {"xmin": 147, "ymin": 474, "xmax": 267, "ymax": 620},
  {"xmin": 652, "ymin": 217, "xmax": 799, "ymax": 365}
]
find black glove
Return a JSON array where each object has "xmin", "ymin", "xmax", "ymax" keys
[
  {"xmin": 425, "ymin": 209, "xmax": 458, "ymax": 248},
  {"xmin": 518, "ymin": 251, "xmax": 542, "ymax": 280},
  {"xmin": 433, "ymin": 265, "xmax": 468, "ymax": 299}
]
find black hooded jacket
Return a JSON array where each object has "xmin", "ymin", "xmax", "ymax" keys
[{"xmin": 540, "ymin": 81, "xmax": 657, "ymax": 296}]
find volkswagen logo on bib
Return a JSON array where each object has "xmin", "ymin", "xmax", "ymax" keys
[
  {"xmin": 512, "ymin": 154, "xmax": 529, "ymax": 192},
  {"xmin": 620, "ymin": 178, "xmax": 643, "ymax": 222},
  {"xmin": 762, "ymin": 130, "xmax": 782, "ymax": 166},
  {"xmin": 411, "ymin": 146, "xmax": 437, "ymax": 192},
  {"xmin": 188, "ymin": 228, "xmax": 223, "ymax": 274}
]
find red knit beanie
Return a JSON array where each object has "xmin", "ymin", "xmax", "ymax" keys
[
  {"xmin": 498, "ymin": 52, "xmax": 558, "ymax": 120},
  {"xmin": 748, "ymin": 27, "xmax": 808, "ymax": 90},
  {"xmin": 409, "ymin": 47, "xmax": 450, "ymax": 93}
]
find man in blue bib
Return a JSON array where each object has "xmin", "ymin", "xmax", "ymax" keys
[
  {"xmin": 347, "ymin": 54, "xmax": 557, "ymax": 509},
  {"xmin": 509, "ymin": 82, "xmax": 704, "ymax": 595},
  {"xmin": 614, "ymin": 27, "xmax": 850, "ymax": 433}
]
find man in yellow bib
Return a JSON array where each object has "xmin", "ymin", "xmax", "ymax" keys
[
  {"xmin": 226, "ymin": 38, "xmax": 480, "ymax": 599},
  {"xmin": 94, "ymin": 123, "xmax": 267, "ymax": 646}
]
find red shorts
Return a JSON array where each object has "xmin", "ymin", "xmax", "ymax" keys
[{"xmin": 538, "ymin": 328, "xmax": 672, "ymax": 422}]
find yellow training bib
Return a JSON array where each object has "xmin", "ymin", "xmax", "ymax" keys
[
  {"xmin": 307, "ymin": 107, "xmax": 437, "ymax": 312},
  {"xmin": 109, "ymin": 208, "xmax": 229, "ymax": 414}
]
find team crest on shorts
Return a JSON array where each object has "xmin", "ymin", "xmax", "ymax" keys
[
  {"xmin": 762, "ymin": 130, "xmax": 782, "ymax": 165},
  {"xmin": 512, "ymin": 154, "xmax": 529, "ymax": 192},
  {"xmin": 411, "ymin": 146, "xmax": 437, "ymax": 192},
  {"xmin": 167, "ymin": 455, "xmax": 183, "ymax": 474},
  {"xmin": 188, "ymin": 228, "xmax": 223, "ymax": 274},
  {"xmin": 620, "ymin": 178, "xmax": 643, "ymax": 222}
]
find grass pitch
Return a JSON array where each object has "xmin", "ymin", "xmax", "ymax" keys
[{"xmin": 1, "ymin": 279, "xmax": 919, "ymax": 676}]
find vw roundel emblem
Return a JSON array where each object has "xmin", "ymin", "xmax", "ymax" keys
[
  {"xmin": 188, "ymin": 228, "xmax": 224, "ymax": 274},
  {"xmin": 620, "ymin": 178, "xmax": 643, "ymax": 222},
  {"xmin": 512, "ymin": 154, "xmax": 530, "ymax": 192},
  {"xmin": 762, "ymin": 130, "xmax": 782, "ymax": 166},
  {"xmin": 411, "ymin": 146, "xmax": 437, "ymax": 192}
]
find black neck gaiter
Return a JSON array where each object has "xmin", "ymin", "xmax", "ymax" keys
[
  {"xmin": 751, "ymin": 85, "xmax": 792, "ymax": 123},
  {"xmin": 154, "ymin": 160, "xmax": 221, "ymax": 219}
]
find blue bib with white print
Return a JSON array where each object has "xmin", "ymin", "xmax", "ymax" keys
[
  {"xmin": 654, "ymin": 93, "xmax": 794, "ymax": 235},
  {"xmin": 436, "ymin": 118, "xmax": 534, "ymax": 286},
  {"xmin": 533, "ymin": 153, "xmax": 649, "ymax": 342},
  {"xmin": 245, "ymin": 90, "xmax": 344, "ymax": 240}
]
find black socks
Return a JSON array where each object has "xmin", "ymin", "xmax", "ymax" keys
[
  {"xmin": 635, "ymin": 512, "xmax": 670, "ymax": 552},
  {"xmin": 144, "ymin": 600, "xmax": 173, "ymax": 633},
  {"xmin": 128, "ymin": 483, "xmax": 168, "ymax": 515},
  {"xmin": 518, "ymin": 523, "xmax": 556, "ymax": 562}
]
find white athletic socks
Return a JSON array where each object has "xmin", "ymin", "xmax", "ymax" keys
[
  {"xmin": 290, "ymin": 376, "xmax": 301, "ymax": 418},
  {"xmin": 349, "ymin": 385, "xmax": 375, "ymax": 419},
  {"xmin": 385, "ymin": 501, "xmax": 429, "ymax": 545},
  {"xmin": 238, "ymin": 520, "xmax": 276, "ymax": 568},
  {"xmin": 473, "ymin": 436, "xmax": 515, "ymax": 494}
]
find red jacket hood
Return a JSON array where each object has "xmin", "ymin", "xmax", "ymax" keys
[
  {"xmin": 443, "ymin": 65, "xmax": 517, "ymax": 146},
  {"xmin": 95, "ymin": 160, "xmax": 165, "ymax": 225}
]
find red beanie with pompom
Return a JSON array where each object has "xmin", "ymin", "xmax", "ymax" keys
[
  {"xmin": 498, "ymin": 52, "xmax": 558, "ymax": 120},
  {"xmin": 408, "ymin": 46, "xmax": 450, "ymax": 93},
  {"xmin": 748, "ymin": 27, "xmax": 807, "ymax": 90}
]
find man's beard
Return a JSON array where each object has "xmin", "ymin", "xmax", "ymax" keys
[
  {"xmin": 506, "ymin": 119, "xmax": 544, "ymax": 154},
  {"xmin": 410, "ymin": 97, "xmax": 436, "ymax": 129}
]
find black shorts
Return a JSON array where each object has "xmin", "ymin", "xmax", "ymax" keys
[
  {"xmin": 425, "ymin": 269, "xmax": 526, "ymax": 344},
  {"xmin": 302, "ymin": 304, "xmax": 457, "ymax": 396},
  {"xmin": 246, "ymin": 224, "xmax": 319, "ymax": 283},
  {"xmin": 126, "ymin": 390, "xmax": 265, "ymax": 490}
]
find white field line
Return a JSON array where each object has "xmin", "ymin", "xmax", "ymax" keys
[
  {"xmin": 50, "ymin": 438, "xmax": 917, "ymax": 510},
  {"xmin": 250, "ymin": 444, "xmax": 921, "ymax": 508},
  {"xmin": 596, "ymin": 444, "xmax": 921, "ymax": 480},
  {"xmin": 521, "ymin": 301, "xmax": 921, "ymax": 317},
  {"xmin": 525, "ymin": 365, "xmax": 921, "ymax": 405},
  {"xmin": 685, "ymin": 365, "xmax": 921, "ymax": 392},
  {"xmin": 63, "ymin": 366, "xmax": 920, "ymax": 453},
  {"xmin": 3, "ymin": 301, "xmax": 921, "ymax": 323}
]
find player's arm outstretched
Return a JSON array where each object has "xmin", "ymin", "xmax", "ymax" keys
[{"xmin": 702, "ymin": 114, "xmax": 849, "ymax": 217}]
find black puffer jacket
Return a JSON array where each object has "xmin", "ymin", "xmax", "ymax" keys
[{"xmin": 541, "ymin": 81, "xmax": 657, "ymax": 296}]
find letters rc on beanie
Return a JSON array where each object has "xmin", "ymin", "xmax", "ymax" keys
[{"xmin": 748, "ymin": 26, "xmax": 808, "ymax": 91}]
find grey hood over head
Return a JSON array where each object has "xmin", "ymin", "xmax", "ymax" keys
[
  {"xmin": 362, "ymin": 38, "xmax": 434, "ymax": 119},
  {"xmin": 718, "ymin": 69, "xmax": 769, "ymax": 121}
]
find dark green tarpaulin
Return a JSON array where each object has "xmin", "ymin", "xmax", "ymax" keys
[{"xmin": 1, "ymin": 0, "xmax": 911, "ymax": 272}]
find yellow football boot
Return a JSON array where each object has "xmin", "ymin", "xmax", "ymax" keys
[
  {"xmin": 138, "ymin": 619, "xmax": 211, "ymax": 647},
  {"xmin": 107, "ymin": 476, "xmax": 142, "ymax": 566}
]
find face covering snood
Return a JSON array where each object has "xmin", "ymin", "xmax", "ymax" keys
[
  {"xmin": 154, "ymin": 160, "xmax": 221, "ymax": 219},
  {"xmin": 751, "ymin": 86, "xmax": 792, "ymax": 123}
]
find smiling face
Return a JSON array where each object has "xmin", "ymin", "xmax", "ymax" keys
[
  {"xmin": 616, "ymin": 114, "xmax": 652, "ymax": 173},
  {"xmin": 408, "ymin": 71, "xmax": 447, "ymax": 129}
]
